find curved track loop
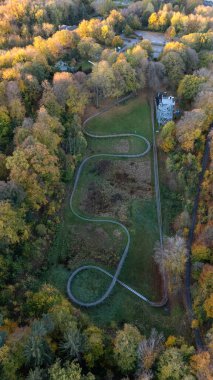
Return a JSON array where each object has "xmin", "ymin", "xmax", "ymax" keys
[{"xmin": 67, "ymin": 97, "xmax": 167, "ymax": 308}]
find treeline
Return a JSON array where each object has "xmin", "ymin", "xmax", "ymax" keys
[
  {"xmin": 158, "ymin": 52, "xmax": 213, "ymax": 370},
  {"xmin": 148, "ymin": 4, "xmax": 213, "ymax": 34},
  {"xmin": 0, "ymin": 284, "xmax": 212, "ymax": 379},
  {"xmin": 93, "ymin": 1, "xmax": 213, "ymax": 37},
  {"xmin": 1, "ymin": 0, "xmax": 213, "ymax": 50},
  {"xmin": 0, "ymin": 0, "xmax": 92, "ymax": 48}
]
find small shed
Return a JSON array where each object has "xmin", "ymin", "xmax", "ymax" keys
[{"xmin": 155, "ymin": 92, "xmax": 175, "ymax": 126}]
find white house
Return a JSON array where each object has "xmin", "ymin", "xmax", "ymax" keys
[
  {"xmin": 155, "ymin": 93, "xmax": 175, "ymax": 126},
  {"xmin": 203, "ymin": 0, "xmax": 213, "ymax": 6}
]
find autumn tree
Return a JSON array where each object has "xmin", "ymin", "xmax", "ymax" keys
[
  {"xmin": 126, "ymin": 45, "xmax": 148, "ymax": 67},
  {"xmin": 77, "ymin": 37, "xmax": 102, "ymax": 61},
  {"xmin": 83, "ymin": 325, "xmax": 104, "ymax": 368},
  {"xmin": 20, "ymin": 74, "xmax": 41, "ymax": 114},
  {"xmin": 106, "ymin": 9, "xmax": 124, "ymax": 33},
  {"xmin": 193, "ymin": 265, "xmax": 213, "ymax": 322},
  {"xmin": 40, "ymin": 80, "xmax": 62, "ymax": 118},
  {"xmin": 175, "ymin": 109, "xmax": 207, "ymax": 152},
  {"xmin": 0, "ymin": 326, "xmax": 28, "ymax": 380},
  {"xmin": 157, "ymin": 347, "xmax": 194, "ymax": 380},
  {"xmin": 0, "ymin": 154, "xmax": 8, "ymax": 180},
  {"xmin": 194, "ymin": 71, "xmax": 213, "ymax": 124},
  {"xmin": 159, "ymin": 121, "xmax": 176, "ymax": 153},
  {"xmin": 165, "ymin": 25, "xmax": 176, "ymax": 40},
  {"xmin": 45, "ymin": 30, "xmax": 80, "ymax": 60},
  {"xmin": 163, "ymin": 41, "xmax": 188, "ymax": 58},
  {"xmin": 64, "ymin": 114, "xmax": 87, "ymax": 158},
  {"xmin": 166, "ymin": 151, "xmax": 201, "ymax": 199},
  {"xmin": 148, "ymin": 13, "xmax": 159, "ymax": 31},
  {"xmin": 53, "ymin": 72, "xmax": 74, "ymax": 106},
  {"xmin": 140, "ymin": 39, "xmax": 153, "ymax": 58},
  {"xmin": 0, "ymin": 201, "xmax": 29, "ymax": 245},
  {"xmin": 112, "ymin": 35, "xmax": 123, "ymax": 48},
  {"xmin": 181, "ymin": 31, "xmax": 213, "ymax": 52},
  {"xmin": 161, "ymin": 51, "xmax": 185, "ymax": 89},
  {"xmin": 32, "ymin": 106, "xmax": 63, "ymax": 153},
  {"xmin": 77, "ymin": 18, "xmax": 115, "ymax": 45},
  {"xmin": 8, "ymin": 98, "xmax": 25, "ymax": 127},
  {"xmin": 0, "ymin": 181, "xmax": 25, "ymax": 206},
  {"xmin": 148, "ymin": 10, "xmax": 171, "ymax": 32},
  {"xmin": 191, "ymin": 244, "xmax": 212, "ymax": 262},
  {"xmin": 6, "ymin": 139, "xmax": 60, "ymax": 210},
  {"xmin": 92, "ymin": 0, "xmax": 114, "ymax": 17},
  {"xmin": 25, "ymin": 284, "xmax": 64, "ymax": 318},
  {"xmin": 0, "ymin": 106, "xmax": 12, "ymax": 150},
  {"xmin": 89, "ymin": 60, "xmax": 115, "ymax": 105},
  {"xmin": 66, "ymin": 84, "xmax": 89, "ymax": 118},
  {"xmin": 125, "ymin": 45, "xmax": 148, "ymax": 89},
  {"xmin": 112, "ymin": 57, "xmax": 139, "ymax": 97},
  {"xmin": 204, "ymin": 294, "xmax": 213, "ymax": 318},
  {"xmin": 190, "ymin": 351, "xmax": 213, "ymax": 380},
  {"xmin": 77, "ymin": 19, "xmax": 91, "ymax": 38},
  {"xmin": 113, "ymin": 324, "xmax": 142, "ymax": 374},
  {"xmin": 138, "ymin": 329, "xmax": 164, "ymax": 372},
  {"xmin": 49, "ymin": 360, "xmax": 95, "ymax": 380},
  {"xmin": 177, "ymin": 75, "xmax": 205, "ymax": 103},
  {"xmin": 154, "ymin": 236, "xmax": 187, "ymax": 293},
  {"xmin": 146, "ymin": 61, "xmax": 165, "ymax": 91}
]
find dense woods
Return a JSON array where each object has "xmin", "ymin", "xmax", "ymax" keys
[{"xmin": 0, "ymin": 0, "xmax": 212, "ymax": 379}]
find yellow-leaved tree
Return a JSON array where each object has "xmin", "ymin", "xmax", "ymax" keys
[
  {"xmin": 6, "ymin": 139, "xmax": 60, "ymax": 211},
  {"xmin": 0, "ymin": 201, "xmax": 29, "ymax": 244}
]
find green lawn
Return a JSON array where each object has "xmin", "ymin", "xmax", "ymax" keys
[{"xmin": 46, "ymin": 95, "xmax": 187, "ymax": 337}]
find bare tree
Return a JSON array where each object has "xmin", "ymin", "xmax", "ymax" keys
[
  {"xmin": 146, "ymin": 62, "xmax": 166, "ymax": 91},
  {"xmin": 154, "ymin": 235, "xmax": 187, "ymax": 293},
  {"xmin": 138, "ymin": 329, "xmax": 164, "ymax": 372}
]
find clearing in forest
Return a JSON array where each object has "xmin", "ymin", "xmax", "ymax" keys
[{"xmin": 47, "ymin": 95, "xmax": 187, "ymax": 336}]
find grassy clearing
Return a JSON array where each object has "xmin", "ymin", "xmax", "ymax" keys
[
  {"xmin": 86, "ymin": 97, "xmax": 152, "ymax": 138},
  {"xmin": 46, "ymin": 95, "xmax": 187, "ymax": 337}
]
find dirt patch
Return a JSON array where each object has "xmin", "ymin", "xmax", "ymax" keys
[
  {"xmin": 90, "ymin": 160, "xmax": 112, "ymax": 176},
  {"xmin": 114, "ymin": 139, "xmax": 129, "ymax": 153},
  {"xmin": 81, "ymin": 182, "xmax": 111, "ymax": 215},
  {"xmin": 80, "ymin": 157, "xmax": 152, "ymax": 222},
  {"xmin": 111, "ymin": 158, "xmax": 152, "ymax": 198},
  {"xmin": 68, "ymin": 224, "xmax": 122, "ymax": 267}
]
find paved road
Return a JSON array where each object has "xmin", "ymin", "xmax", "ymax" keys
[
  {"xmin": 134, "ymin": 31, "xmax": 166, "ymax": 45},
  {"xmin": 67, "ymin": 96, "xmax": 167, "ymax": 308},
  {"xmin": 120, "ymin": 31, "xmax": 166, "ymax": 57}
]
